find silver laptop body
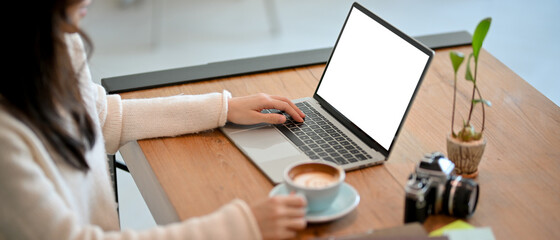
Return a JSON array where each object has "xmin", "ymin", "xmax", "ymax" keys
[{"xmin": 220, "ymin": 2, "xmax": 434, "ymax": 183}]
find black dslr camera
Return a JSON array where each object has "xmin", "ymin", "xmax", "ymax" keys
[{"xmin": 404, "ymin": 152, "xmax": 479, "ymax": 223}]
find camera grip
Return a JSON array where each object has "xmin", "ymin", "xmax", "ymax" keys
[{"xmin": 404, "ymin": 197, "xmax": 428, "ymax": 223}]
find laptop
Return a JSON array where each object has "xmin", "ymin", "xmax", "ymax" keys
[{"xmin": 221, "ymin": 2, "xmax": 434, "ymax": 183}]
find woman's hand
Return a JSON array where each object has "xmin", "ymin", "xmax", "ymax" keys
[
  {"xmin": 227, "ymin": 93, "xmax": 305, "ymax": 125},
  {"xmin": 250, "ymin": 195, "xmax": 307, "ymax": 240}
]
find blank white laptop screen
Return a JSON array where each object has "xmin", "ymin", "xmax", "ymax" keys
[{"xmin": 316, "ymin": 7, "xmax": 430, "ymax": 150}]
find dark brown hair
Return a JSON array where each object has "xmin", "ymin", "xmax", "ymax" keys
[{"xmin": 0, "ymin": 0, "xmax": 96, "ymax": 171}]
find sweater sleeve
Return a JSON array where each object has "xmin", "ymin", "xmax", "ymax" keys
[
  {"xmin": 111, "ymin": 200, "xmax": 262, "ymax": 240},
  {"xmin": 0, "ymin": 116, "xmax": 261, "ymax": 240},
  {"xmin": 96, "ymin": 84, "xmax": 231, "ymax": 154}
]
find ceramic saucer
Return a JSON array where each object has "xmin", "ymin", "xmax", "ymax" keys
[{"xmin": 269, "ymin": 182, "xmax": 360, "ymax": 223}]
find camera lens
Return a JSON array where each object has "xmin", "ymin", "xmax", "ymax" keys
[{"xmin": 442, "ymin": 175, "xmax": 479, "ymax": 218}]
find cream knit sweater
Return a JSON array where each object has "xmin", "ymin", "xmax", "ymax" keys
[{"xmin": 0, "ymin": 33, "xmax": 261, "ymax": 240}]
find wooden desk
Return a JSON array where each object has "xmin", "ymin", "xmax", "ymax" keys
[{"xmin": 118, "ymin": 46, "xmax": 560, "ymax": 239}]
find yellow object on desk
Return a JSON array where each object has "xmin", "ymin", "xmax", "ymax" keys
[{"xmin": 429, "ymin": 220, "xmax": 474, "ymax": 237}]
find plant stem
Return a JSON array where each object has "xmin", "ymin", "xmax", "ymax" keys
[
  {"xmin": 467, "ymin": 85, "xmax": 476, "ymax": 125},
  {"xmin": 466, "ymin": 58, "xmax": 479, "ymax": 126},
  {"xmin": 451, "ymin": 74, "xmax": 457, "ymax": 136},
  {"xmin": 475, "ymin": 85, "xmax": 486, "ymax": 133}
]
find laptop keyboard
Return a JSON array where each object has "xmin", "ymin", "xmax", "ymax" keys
[{"xmin": 262, "ymin": 102, "xmax": 372, "ymax": 165}]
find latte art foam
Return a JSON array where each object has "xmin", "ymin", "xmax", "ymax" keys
[{"xmin": 292, "ymin": 172, "xmax": 338, "ymax": 188}]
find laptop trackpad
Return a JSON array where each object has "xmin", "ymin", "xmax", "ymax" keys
[{"xmin": 230, "ymin": 126, "xmax": 300, "ymax": 163}]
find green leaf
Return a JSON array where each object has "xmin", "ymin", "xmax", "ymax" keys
[
  {"xmin": 449, "ymin": 51, "xmax": 465, "ymax": 74},
  {"xmin": 473, "ymin": 99, "xmax": 492, "ymax": 107},
  {"xmin": 465, "ymin": 53, "xmax": 474, "ymax": 82},
  {"xmin": 472, "ymin": 17, "xmax": 492, "ymax": 63}
]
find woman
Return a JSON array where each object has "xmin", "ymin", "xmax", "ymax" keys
[{"xmin": 0, "ymin": 0, "xmax": 307, "ymax": 239}]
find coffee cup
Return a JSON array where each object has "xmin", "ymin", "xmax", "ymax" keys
[{"xmin": 283, "ymin": 161, "xmax": 345, "ymax": 212}]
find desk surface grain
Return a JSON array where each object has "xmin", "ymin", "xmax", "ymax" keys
[{"xmin": 119, "ymin": 46, "xmax": 560, "ymax": 239}]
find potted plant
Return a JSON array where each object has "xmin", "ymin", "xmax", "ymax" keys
[{"xmin": 447, "ymin": 18, "xmax": 492, "ymax": 178}]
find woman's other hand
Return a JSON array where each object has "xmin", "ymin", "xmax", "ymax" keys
[
  {"xmin": 227, "ymin": 93, "xmax": 305, "ymax": 125},
  {"xmin": 250, "ymin": 194, "xmax": 307, "ymax": 240}
]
